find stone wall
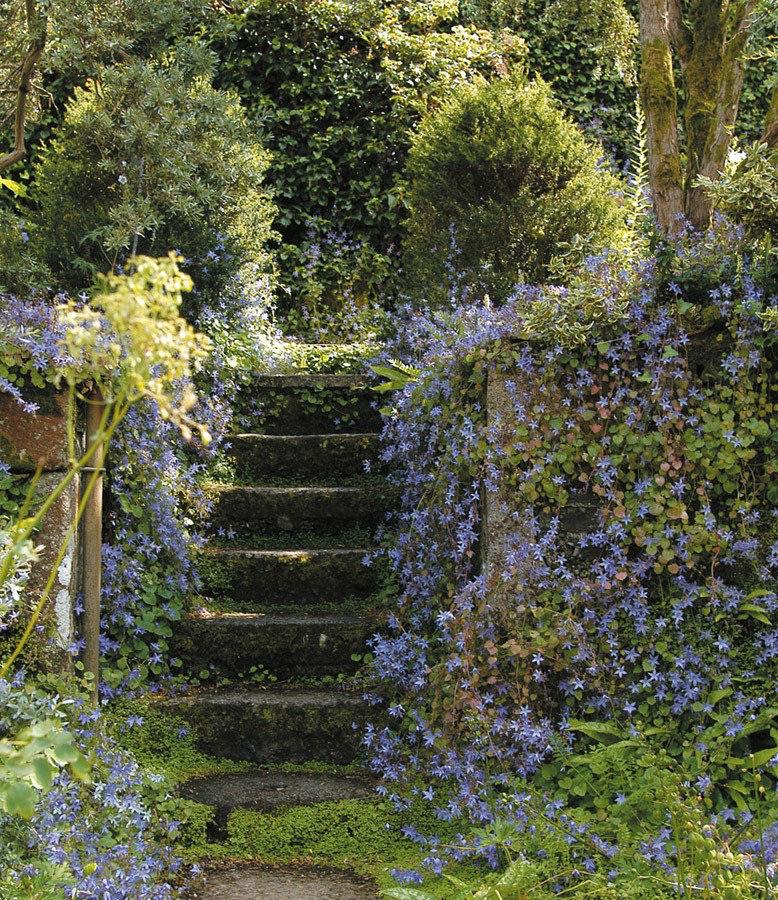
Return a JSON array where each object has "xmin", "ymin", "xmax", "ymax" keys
[
  {"xmin": 0, "ymin": 388, "xmax": 83, "ymax": 670},
  {"xmin": 482, "ymin": 349, "xmax": 601, "ymax": 599}
]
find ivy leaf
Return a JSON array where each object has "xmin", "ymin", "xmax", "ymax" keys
[
  {"xmin": 0, "ymin": 177, "xmax": 27, "ymax": 196},
  {"xmin": 1, "ymin": 780, "xmax": 37, "ymax": 819}
]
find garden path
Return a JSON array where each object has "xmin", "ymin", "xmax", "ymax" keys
[{"xmin": 162, "ymin": 373, "xmax": 389, "ymax": 897}]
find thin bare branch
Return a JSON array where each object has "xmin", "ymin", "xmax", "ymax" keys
[{"xmin": 0, "ymin": 0, "xmax": 48, "ymax": 173}]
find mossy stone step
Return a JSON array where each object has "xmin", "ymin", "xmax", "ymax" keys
[
  {"xmin": 161, "ymin": 687, "xmax": 370, "ymax": 764},
  {"xmin": 171, "ymin": 613, "xmax": 375, "ymax": 678},
  {"xmin": 180, "ymin": 770, "xmax": 375, "ymax": 828},
  {"xmin": 227, "ymin": 433, "xmax": 381, "ymax": 480},
  {"xmin": 199, "ymin": 548, "xmax": 378, "ymax": 608},
  {"xmin": 240, "ymin": 374, "xmax": 381, "ymax": 436},
  {"xmin": 206, "ymin": 485, "xmax": 394, "ymax": 534}
]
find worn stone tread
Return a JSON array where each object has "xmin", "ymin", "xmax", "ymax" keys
[
  {"xmin": 161, "ymin": 687, "xmax": 371, "ymax": 764},
  {"xmin": 206, "ymin": 484, "xmax": 394, "ymax": 533},
  {"xmin": 171, "ymin": 613, "xmax": 375, "ymax": 678},
  {"xmin": 193, "ymin": 866, "xmax": 378, "ymax": 899},
  {"xmin": 180, "ymin": 770, "xmax": 375, "ymax": 823},
  {"xmin": 227, "ymin": 433, "xmax": 381, "ymax": 480},
  {"xmin": 199, "ymin": 548, "xmax": 378, "ymax": 607}
]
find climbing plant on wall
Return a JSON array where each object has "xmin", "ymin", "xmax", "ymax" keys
[{"xmin": 369, "ymin": 218, "xmax": 777, "ymax": 889}]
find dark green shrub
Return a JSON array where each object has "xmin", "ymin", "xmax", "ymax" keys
[
  {"xmin": 214, "ymin": 0, "xmax": 525, "ymax": 325},
  {"xmin": 402, "ymin": 75, "xmax": 629, "ymax": 304},
  {"xmin": 30, "ymin": 54, "xmax": 276, "ymax": 296}
]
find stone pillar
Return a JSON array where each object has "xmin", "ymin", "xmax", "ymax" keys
[{"xmin": 0, "ymin": 387, "xmax": 82, "ymax": 670}]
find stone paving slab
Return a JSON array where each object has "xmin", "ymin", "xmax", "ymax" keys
[
  {"xmin": 180, "ymin": 770, "xmax": 375, "ymax": 823},
  {"xmin": 194, "ymin": 866, "xmax": 378, "ymax": 899}
]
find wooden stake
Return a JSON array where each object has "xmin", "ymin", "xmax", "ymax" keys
[{"xmin": 82, "ymin": 388, "xmax": 104, "ymax": 705}]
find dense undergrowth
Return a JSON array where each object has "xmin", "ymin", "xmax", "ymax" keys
[
  {"xmin": 1, "ymin": 0, "xmax": 776, "ymax": 896},
  {"xmin": 367, "ymin": 219, "xmax": 778, "ymax": 895}
]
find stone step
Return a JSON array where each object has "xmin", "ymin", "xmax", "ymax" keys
[
  {"xmin": 199, "ymin": 548, "xmax": 379, "ymax": 609},
  {"xmin": 241, "ymin": 374, "xmax": 381, "ymax": 435},
  {"xmin": 161, "ymin": 687, "xmax": 370, "ymax": 764},
  {"xmin": 206, "ymin": 485, "xmax": 394, "ymax": 534},
  {"xmin": 227, "ymin": 433, "xmax": 381, "ymax": 481},
  {"xmin": 180, "ymin": 770, "xmax": 375, "ymax": 827},
  {"xmin": 171, "ymin": 613, "xmax": 374, "ymax": 678},
  {"xmin": 196, "ymin": 866, "xmax": 378, "ymax": 899}
]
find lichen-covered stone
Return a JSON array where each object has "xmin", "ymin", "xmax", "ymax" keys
[
  {"xmin": 160, "ymin": 687, "xmax": 372, "ymax": 764},
  {"xmin": 228, "ymin": 433, "xmax": 381, "ymax": 480},
  {"xmin": 206, "ymin": 485, "xmax": 396, "ymax": 534},
  {"xmin": 180, "ymin": 770, "xmax": 375, "ymax": 826},
  {"xmin": 0, "ymin": 388, "xmax": 77, "ymax": 472},
  {"xmin": 199, "ymin": 548, "xmax": 379, "ymax": 608},
  {"xmin": 170, "ymin": 613, "xmax": 375, "ymax": 678},
  {"xmin": 240, "ymin": 375, "xmax": 381, "ymax": 436}
]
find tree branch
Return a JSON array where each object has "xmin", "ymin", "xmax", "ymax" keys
[
  {"xmin": 640, "ymin": 0, "xmax": 685, "ymax": 234},
  {"xmin": 667, "ymin": 0, "xmax": 691, "ymax": 68},
  {"xmin": 0, "ymin": 0, "xmax": 47, "ymax": 174}
]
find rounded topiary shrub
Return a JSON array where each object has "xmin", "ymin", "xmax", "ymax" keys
[{"xmin": 402, "ymin": 75, "xmax": 629, "ymax": 305}]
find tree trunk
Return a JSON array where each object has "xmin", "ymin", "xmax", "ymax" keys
[
  {"xmin": 684, "ymin": 0, "xmax": 756, "ymax": 229},
  {"xmin": 682, "ymin": 0, "xmax": 726, "ymax": 228},
  {"xmin": 0, "ymin": 0, "xmax": 47, "ymax": 174},
  {"xmin": 639, "ymin": 0, "xmax": 685, "ymax": 235}
]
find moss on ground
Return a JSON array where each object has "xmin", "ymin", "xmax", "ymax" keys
[{"xmin": 110, "ymin": 697, "xmax": 488, "ymax": 895}]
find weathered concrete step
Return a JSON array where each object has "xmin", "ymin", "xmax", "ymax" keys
[
  {"xmin": 195, "ymin": 866, "xmax": 378, "ymax": 900},
  {"xmin": 206, "ymin": 485, "xmax": 394, "ymax": 533},
  {"xmin": 161, "ymin": 687, "xmax": 370, "ymax": 764},
  {"xmin": 171, "ymin": 614, "xmax": 374, "ymax": 678},
  {"xmin": 242, "ymin": 374, "xmax": 381, "ymax": 435},
  {"xmin": 180, "ymin": 770, "xmax": 375, "ymax": 826},
  {"xmin": 199, "ymin": 548, "xmax": 378, "ymax": 607},
  {"xmin": 227, "ymin": 433, "xmax": 381, "ymax": 480}
]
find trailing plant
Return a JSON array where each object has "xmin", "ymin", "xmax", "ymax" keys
[
  {"xmin": 0, "ymin": 680, "xmax": 189, "ymax": 898},
  {"xmin": 368, "ymin": 218, "xmax": 777, "ymax": 890},
  {"xmin": 0, "ymin": 255, "xmax": 209, "ymax": 680}
]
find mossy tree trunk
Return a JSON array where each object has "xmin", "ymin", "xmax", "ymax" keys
[
  {"xmin": 640, "ymin": 0, "xmax": 685, "ymax": 234},
  {"xmin": 639, "ymin": 0, "xmax": 760, "ymax": 233}
]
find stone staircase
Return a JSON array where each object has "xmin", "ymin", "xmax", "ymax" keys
[{"xmin": 162, "ymin": 373, "xmax": 389, "ymax": 834}]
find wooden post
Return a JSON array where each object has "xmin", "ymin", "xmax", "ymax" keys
[{"xmin": 82, "ymin": 388, "xmax": 104, "ymax": 705}]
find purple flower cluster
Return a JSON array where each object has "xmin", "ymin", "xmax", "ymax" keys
[{"xmin": 367, "ymin": 221, "xmax": 777, "ymax": 881}]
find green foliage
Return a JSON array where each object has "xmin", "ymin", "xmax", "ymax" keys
[
  {"xmin": 0, "ymin": 208, "xmax": 50, "ymax": 296},
  {"xmin": 0, "ymin": 682, "xmax": 90, "ymax": 821},
  {"xmin": 402, "ymin": 75, "xmax": 629, "ymax": 305},
  {"xmin": 458, "ymin": 0, "xmax": 773, "ymax": 160},
  {"xmin": 29, "ymin": 53, "xmax": 276, "ymax": 295},
  {"xmin": 214, "ymin": 0, "xmax": 525, "ymax": 322},
  {"xmin": 698, "ymin": 142, "xmax": 778, "ymax": 243}
]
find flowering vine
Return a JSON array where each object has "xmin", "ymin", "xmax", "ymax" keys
[{"xmin": 368, "ymin": 219, "xmax": 777, "ymax": 890}]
